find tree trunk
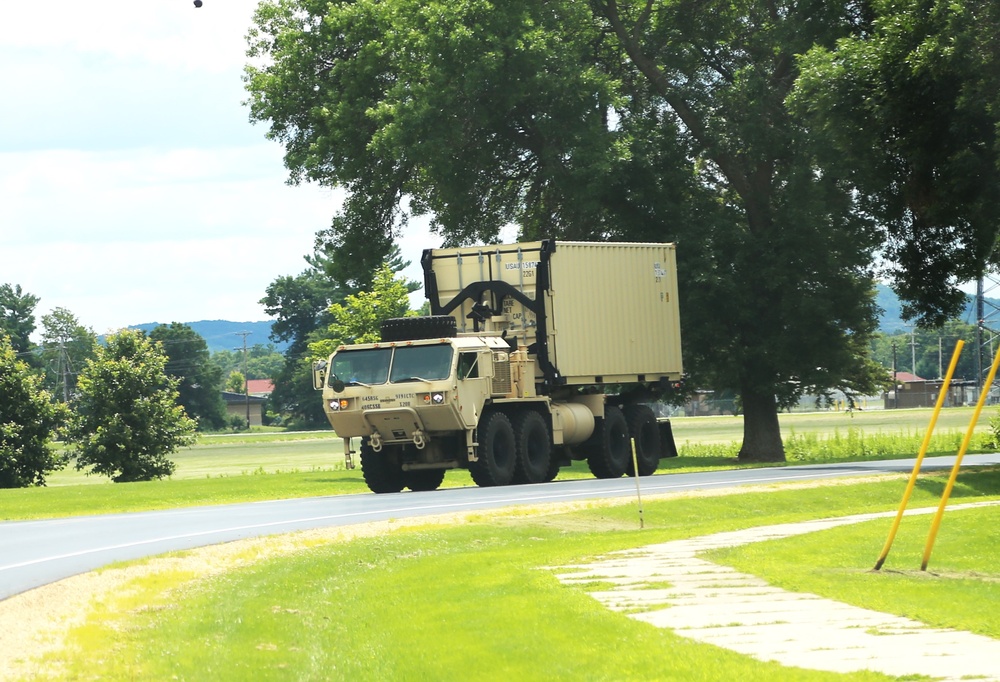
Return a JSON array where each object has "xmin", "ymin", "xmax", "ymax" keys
[{"xmin": 738, "ymin": 387, "xmax": 786, "ymax": 462}]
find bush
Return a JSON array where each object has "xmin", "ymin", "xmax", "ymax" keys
[{"xmin": 67, "ymin": 330, "xmax": 196, "ymax": 482}]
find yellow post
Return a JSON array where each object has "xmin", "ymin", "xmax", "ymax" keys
[
  {"xmin": 631, "ymin": 438, "xmax": 644, "ymax": 530},
  {"xmin": 921, "ymin": 344, "xmax": 1000, "ymax": 570},
  {"xmin": 873, "ymin": 340, "xmax": 964, "ymax": 570}
]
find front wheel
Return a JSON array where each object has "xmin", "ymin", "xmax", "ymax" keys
[
  {"xmin": 469, "ymin": 411, "xmax": 517, "ymax": 487},
  {"xmin": 360, "ymin": 440, "xmax": 406, "ymax": 494}
]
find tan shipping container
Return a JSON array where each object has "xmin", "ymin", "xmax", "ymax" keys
[{"xmin": 422, "ymin": 240, "xmax": 683, "ymax": 389}]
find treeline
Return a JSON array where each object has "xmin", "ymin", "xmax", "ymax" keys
[{"xmin": 0, "ymin": 255, "xmax": 421, "ymax": 488}]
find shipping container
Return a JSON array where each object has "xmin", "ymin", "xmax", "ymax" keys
[{"xmin": 422, "ymin": 240, "xmax": 683, "ymax": 390}]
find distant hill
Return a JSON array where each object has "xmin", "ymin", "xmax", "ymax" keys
[
  {"xmin": 875, "ymin": 283, "xmax": 993, "ymax": 334},
  {"xmin": 129, "ymin": 320, "xmax": 287, "ymax": 354}
]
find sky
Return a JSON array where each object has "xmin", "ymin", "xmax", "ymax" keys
[{"xmin": 1, "ymin": 0, "xmax": 440, "ymax": 337}]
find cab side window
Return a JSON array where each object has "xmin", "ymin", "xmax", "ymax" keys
[{"xmin": 458, "ymin": 352, "xmax": 479, "ymax": 379}]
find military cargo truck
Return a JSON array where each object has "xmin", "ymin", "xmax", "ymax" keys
[{"xmin": 314, "ymin": 240, "xmax": 683, "ymax": 493}]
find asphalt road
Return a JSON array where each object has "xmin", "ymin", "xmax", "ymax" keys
[{"xmin": 2, "ymin": 454, "xmax": 998, "ymax": 601}]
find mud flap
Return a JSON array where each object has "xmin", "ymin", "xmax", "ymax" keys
[{"xmin": 657, "ymin": 419, "xmax": 679, "ymax": 458}]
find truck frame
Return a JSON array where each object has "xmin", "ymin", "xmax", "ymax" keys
[{"xmin": 314, "ymin": 240, "xmax": 683, "ymax": 493}]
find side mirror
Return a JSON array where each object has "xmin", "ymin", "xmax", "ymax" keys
[{"xmin": 312, "ymin": 360, "xmax": 327, "ymax": 390}]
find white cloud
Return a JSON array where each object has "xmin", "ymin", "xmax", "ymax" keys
[
  {"xmin": 0, "ymin": 145, "xmax": 340, "ymax": 244},
  {"xmin": 0, "ymin": 0, "xmax": 446, "ymax": 336},
  {"xmin": 2, "ymin": 1, "xmax": 258, "ymax": 73}
]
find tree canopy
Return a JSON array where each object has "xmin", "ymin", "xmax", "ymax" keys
[
  {"xmin": 0, "ymin": 283, "xmax": 39, "ymax": 357},
  {"xmin": 246, "ymin": 0, "xmax": 967, "ymax": 459},
  {"xmin": 791, "ymin": 0, "xmax": 1000, "ymax": 327},
  {"xmin": 0, "ymin": 334, "xmax": 68, "ymax": 488},
  {"xmin": 39, "ymin": 307, "xmax": 97, "ymax": 402},
  {"xmin": 149, "ymin": 323, "xmax": 228, "ymax": 431},
  {"xmin": 309, "ymin": 263, "xmax": 416, "ymax": 360}
]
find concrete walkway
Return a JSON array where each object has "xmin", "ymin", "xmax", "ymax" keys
[{"xmin": 554, "ymin": 502, "xmax": 1000, "ymax": 681}]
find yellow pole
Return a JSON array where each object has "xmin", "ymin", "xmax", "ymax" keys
[
  {"xmin": 921, "ymin": 343, "xmax": 1000, "ymax": 570},
  {"xmin": 873, "ymin": 340, "xmax": 964, "ymax": 570},
  {"xmin": 631, "ymin": 438, "xmax": 644, "ymax": 530}
]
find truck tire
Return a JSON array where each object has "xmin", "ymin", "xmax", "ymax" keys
[
  {"xmin": 584, "ymin": 405, "xmax": 630, "ymax": 479},
  {"xmin": 405, "ymin": 468, "xmax": 446, "ymax": 492},
  {"xmin": 624, "ymin": 404, "xmax": 661, "ymax": 477},
  {"xmin": 360, "ymin": 440, "xmax": 406, "ymax": 494},
  {"xmin": 469, "ymin": 411, "xmax": 517, "ymax": 487},
  {"xmin": 512, "ymin": 410, "xmax": 552, "ymax": 484},
  {"xmin": 380, "ymin": 315, "xmax": 456, "ymax": 342}
]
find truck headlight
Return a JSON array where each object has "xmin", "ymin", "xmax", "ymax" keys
[
  {"xmin": 329, "ymin": 399, "xmax": 349, "ymax": 411},
  {"xmin": 422, "ymin": 392, "xmax": 446, "ymax": 404}
]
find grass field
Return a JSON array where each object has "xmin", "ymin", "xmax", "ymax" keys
[
  {"xmin": 33, "ymin": 470, "xmax": 1000, "ymax": 681},
  {"xmin": 2, "ymin": 406, "xmax": 994, "ymax": 521}
]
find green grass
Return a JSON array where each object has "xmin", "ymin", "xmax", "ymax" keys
[
  {"xmin": 46, "ymin": 471, "xmax": 997, "ymax": 682},
  {"xmin": 707, "ymin": 502, "xmax": 1000, "ymax": 638}
]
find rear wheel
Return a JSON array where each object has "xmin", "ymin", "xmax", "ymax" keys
[
  {"xmin": 624, "ymin": 404, "xmax": 661, "ymax": 476},
  {"xmin": 584, "ymin": 405, "xmax": 630, "ymax": 479},
  {"xmin": 405, "ymin": 468, "xmax": 446, "ymax": 492},
  {"xmin": 469, "ymin": 411, "xmax": 517, "ymax": 487},
  {"xmin": 360, "ymin": 440, "xmax": 406, "ymax": 493},
  {"xmin": 512, "ymin": 411, "xmax": 552, "ymax": 484}
]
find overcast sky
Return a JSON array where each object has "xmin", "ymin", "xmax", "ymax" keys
[{"xmin": 1, "ymin": 0, "xmax": 439, "ymax": 336}]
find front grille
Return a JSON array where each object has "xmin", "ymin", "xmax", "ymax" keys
[{"xmin": 492, "ymin": 357, "xmax": 512, "ymax": 395}]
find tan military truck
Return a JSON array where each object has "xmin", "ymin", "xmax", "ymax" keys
[{"xmin": 314, "ymin": 240, "xmax": 683, "ymax": 493}]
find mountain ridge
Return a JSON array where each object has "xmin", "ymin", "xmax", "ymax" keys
[{"xmin": 129, "ymin": 319, "xmax": 286, "ymax": 354}]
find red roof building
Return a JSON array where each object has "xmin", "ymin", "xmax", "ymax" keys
[{"xmin": 246, "ymin": 379, "xmax": 275, "ymax": 396}]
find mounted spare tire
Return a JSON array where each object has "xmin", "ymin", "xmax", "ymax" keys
[{"xmin": 380, "ymin": 315, "xmax": 456, "ymax": 342}]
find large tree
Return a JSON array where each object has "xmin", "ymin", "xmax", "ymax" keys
[
  {"xmin": 0, "ymin": 334, "xmax": 68, "ymax": 488},
  {"xmin": 791, "ymin": 0, "xmax": 1000, "ymax": 327},
  {"xmin": 148, "ymin": 323, "xmax": 228, "ymax": 431},
  {"xmin": 67, "ymin": 330, "xmax": 196, "ymax": 482},
  {"xmin": 246, "ymin": 0, "xmax": 887, "ymax": 460}
]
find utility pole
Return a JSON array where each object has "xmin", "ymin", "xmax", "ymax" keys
[
  {"xmin": 938, "ymin": 336, "xmax": 943, "ymax": 379},
  {"xmin": 235, "ymin": 331, "xmax": 251, "ymax": 429},
  {"xmin": 891, "ymin": 341, "xmax": 897, "ymax": 409}
]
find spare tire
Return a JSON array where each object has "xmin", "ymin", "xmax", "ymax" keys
[{"xmin": 380, "ymin": 315, "xmax": 457, "ymax": 342}]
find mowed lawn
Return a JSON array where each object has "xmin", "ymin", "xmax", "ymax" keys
[
  {"xmin": 45, "ymin": 405, "xmax": 998, "ymax": 482},
  {"xmin": 2, "ymin": 406, "xmax": 994, "ymax": 521},
  {"xmin": 29, "ymin": 470, "xmax": 1000, "ymax": 681}
]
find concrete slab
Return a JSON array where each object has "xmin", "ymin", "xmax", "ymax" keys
[{"xmin": 553, "ymin": 501, "xmax": 1000, "ymax": 682}]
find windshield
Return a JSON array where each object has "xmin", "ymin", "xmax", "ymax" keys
[
  {"xmin": 330, "ymin": 348, "xmax": 391, "ymax": 386},
  {"xmin": 389, "ymin": 344, "xmax": 454, "ymax": 383}
]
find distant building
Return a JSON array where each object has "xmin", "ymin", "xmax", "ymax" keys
[
  {"xmin": 884, "ymin": 372, "xmax": 979, "ymax": 409},
  {"xmin": 246, "ymin": 379, "xmax": 275, "ymax": 397},
  {"xmin": 221, "ymin": 391, "xmax": 267, "ymax": 427}
]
